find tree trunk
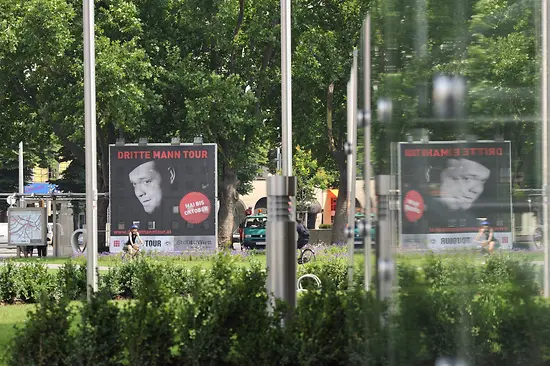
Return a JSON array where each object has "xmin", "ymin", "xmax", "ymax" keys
[
  {"xmin": 218, "ymin": 166, "xmax": 239, "ymax": 248},
  {"xmin": 331, "ymin": 151, "xmax": 348, "ymax": 244}
]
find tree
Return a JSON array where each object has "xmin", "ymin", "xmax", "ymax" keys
[
  {"xmin": 0, "ymin": 0, "xmax": 159, "ymax": 249},
  {"xmin": 291, "ymin": 0, "xmax": 369, "ymax": 243},
  {"xmin": 128, "ymin": 0, "xmax": 282, "ymax": 245},
  {"xmin": 463, "ymin": 0, "xmax": 538, "ymax": 187},
  {"xmin": 0, "ymin": 0, "xmax": 284, "ymax": 247},
  {"xmin": 294, "ymin": 145, "xmax": 334, "ymax": 214}
]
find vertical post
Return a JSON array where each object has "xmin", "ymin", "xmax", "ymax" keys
[
  {"xmin": 19, "ymin": 142, "xmax": 23, "ymax": 198},
  {"xmin": 347, "ymin": 51, "xmax": 358, "ymax": 285},
  {"xmin": 17, "ymin": 142, "xmax": 24, "ymax": 258},
  {"xmin": 267, "ymin": 176, "xmax": 297, "ymax": 314},
  {"xmin": 52, "ymin": 197, "xmax": 58, "ymax": 257},
  {"xmin": 376, "ymin": 175, "xmax": 394, "ymax": 300},
  {"xmin": 281, "ymin": 0, "xmax": 292, "ymax": 176},
  {"xmin": 363, "ymin": 14, "xmax": 372, "ymax": 291},
  {"xmin": 84, "ymin": 0, "xmax": 98, "ymax": 300},
  {"xmin": 267, "ymin": 0, "xmax": 295, "ymax": 315},
  {"xmin": 543, "ymin": 0, "xmax": 550, "ymax": 298}
]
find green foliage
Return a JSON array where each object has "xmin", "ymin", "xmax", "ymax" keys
[
  {"xmin": 0, "ymin": 261, "xmax": 54, "ymax": 304},
  {"xmin": 5, "ymin": 296, "xmax": 74, "ymax": 366},
  {"xmin": 290, "ymin": 286, "xmax": 386, "ymax": 365},
  {"xmin": 119, "ymin": 263, "xmax": 176, "ymax": 366},
  {"xmin": 6, "ymin": 253, "xmax": 550, "ymax": 365},
  {"xmin": 395, "ymin": 254, "xmax": 550, "ymax": 365},
  {"xmin": 71, "ymin": 289, "xmax": 123, "ymax": 365},
  {"xmin": 319, "ymin": 223, "xmax": 333, "ymax": 229},
  {"xmin": 56, "ymin": 260, "xmax": 87, "ymax": 301},
  {"xmin": 294, "ymin": 145, "xmax": 335, "ymax": 212},
  {"xmin": 172, "ymin": 255, "xmax": 287, "ymax": 364}
]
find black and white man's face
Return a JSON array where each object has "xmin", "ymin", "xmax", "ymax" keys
[
  {"xmin": 439, "ymin": 158, "xmax": 490, "ymax": 211},
  {"xmin": 129, "ymin": 161, "xmax": 163, "ymax": 214}
]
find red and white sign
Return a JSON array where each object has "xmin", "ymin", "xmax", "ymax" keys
[
  {"xmin": 179, "ymin": 192, "xmax": 212, "ymax": 224},
  {"xmin": 404, "ymin": 190, "xmax": 424, "ymax": 222}
]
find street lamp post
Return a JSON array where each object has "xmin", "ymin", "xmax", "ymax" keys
[
  {"xmin": 542, "ymin": 0, "xmax": 550, "ymax": 298},
  {"xmin": 83, "ymin": 0, "xmax": 98, "ymax": 300},
  {"xmin": 266, "ymin": 0, "xmax": 296, "ymax": 313}
]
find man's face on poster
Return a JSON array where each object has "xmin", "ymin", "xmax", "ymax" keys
[
  {"xmin": 129, "ymin": 161, "xmax": 164, "ymax": 214},
  {"xmin": 439, "ymin": 158, "xmax": 491, "ymax": 211}
]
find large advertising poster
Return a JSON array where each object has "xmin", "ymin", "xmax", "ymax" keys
[
  {"xmin": 109, "ymin": 144, "xmax": 217, "ymax": 252},
  {"xmin": 399, "ymin": 141, "xmax": 512, "ymax": 250}
]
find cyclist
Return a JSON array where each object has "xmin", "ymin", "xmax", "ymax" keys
[
  {"xmin": 474, "ymin": 220, "xmax": 500, "ymax": 255},
  {"xmin": 296, "ymin": 219, "xmax": 310, "ymax": 250},
  {"xmin": 124, "ymin": 225, "xmax": 143, "ymax": 258}
]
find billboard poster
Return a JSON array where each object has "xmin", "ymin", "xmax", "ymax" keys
[
  {"xmin": 109, "ymin": 143, "xmax": 217, "ymax": 252},
  {"xmin": 399, "ymin": 141, "xmax": 512, "ymax": 250}
]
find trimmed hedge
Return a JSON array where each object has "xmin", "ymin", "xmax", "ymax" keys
[
  {"xmin": 0, "ymin": 260, "xmax": 86, "ymax": 303},
  {"xmin": 3, "ymin": 253, "xmax": 550, "ymax": 365}
]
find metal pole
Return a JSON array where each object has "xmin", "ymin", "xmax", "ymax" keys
[
  {"xmin": 19, "ymin": 142, "xmax": 23, "ymax": 197},
  {"xmin": 52, "ymin": 197, "xmax": 58, "ymax": 257},
  {"xmin": 281, "ymin": 0, "xmax": 292, "ymax": 176},
  {"xmin": 376, "ymin": 175, "xmax": 394, "ymax": 300},
  {"xmin": 363, "ymin": 14, "xmax": 372, "ymax": 291},
  {"xmin": 347, "ymin": 52, "xmax": 358, "ymax": 285},
  {"xmin": 267, "ymin": 176, "xmax": 297, "ymax": 314},
  {"xmin": 17, "ymin": 142, "xmax": 24, "ymax": 258},
  {"xmin": 543, "ymin": 0, "xmax": 550, "ymax": 298},
  {"xmin": 84, "ymin": 0, "xmax": 98, "ymax": 300},
  {"xmin": 266, "ymin": 0, "xmax": 296, "ymax": 314}
]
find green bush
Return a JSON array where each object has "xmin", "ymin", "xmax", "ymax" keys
[
  {"xmin": 0, "ymin": 261, "xmax": 20, "ymax": 303},
  {"xmin": 318, "ymin": 224, "xmax": 332, "ymax": 229},
  {"xmin": 5, "ymin": 296, "xmax": 74, "ymax": 366},
  {"xmin": 71, "ymin": 289, "xmax": 123, "ymax": 365},
  {"xmin": 56, "ymin": 260, "xmax": 87, "ymax": 301},
  {"xmin": 0, "ymin": 261, "xmax": 54, "ymax": 303},
  {"xmin": 6, "ymin": 253, "xmax": 550, "ymax": 365},
  {"xmin": 394, "ymin": 253, "xmax": 550, "ymax": 365},
  {"xmin": 172, "ymin": 255, "xmax": 288, "ymax": 364}
]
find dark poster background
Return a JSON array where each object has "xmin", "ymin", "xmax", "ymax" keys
[
  {"xmin": 399, "ymin": 141, "xmax": 512, "ymax": 237},
  {"xmin": 110, "ymin": 144, "xmax": 216, "ymax": 237}
]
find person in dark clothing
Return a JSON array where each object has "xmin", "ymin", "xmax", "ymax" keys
[
  {"xmin": 474, "ymin": 220, "xmax": 500, "ymax": 255},
  {"xmin": 124, "ymin": 225, "xmax": 143, "ymax": 258},
  {"xmin": 296, "ymin": 219, "xmax": 310, "ymax": 250}
]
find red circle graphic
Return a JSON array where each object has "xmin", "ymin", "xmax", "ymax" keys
[
  {"xmin": 179, "ymin": 192, "xmax": 212, "ymax": 224},
  {"xmin": 403, "ymin": 190, "xmax": 424, "ymax": 223}
]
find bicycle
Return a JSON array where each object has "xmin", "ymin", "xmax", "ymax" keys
[
  {"xmin": 474, "ymin": 239, "xmax": 500, "ymax": 256},
  {"xmin": 121, "ymin": 244, "xmax": 142, "ymax": 262},
  {"xmin": 297, "ymin": 244, "xmax": 316, "ymax": 265}
]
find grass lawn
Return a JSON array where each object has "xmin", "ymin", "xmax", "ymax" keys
[
  {"xmin": 0, "ymin": 303, "xmax": 31, "ymax": 360},
  {"xmin": 0, "ymin": 300, "xmax": 130, "ymax": 365}
]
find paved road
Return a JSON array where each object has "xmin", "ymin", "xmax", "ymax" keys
[
  {"xmin": 0, "ymin": 245, "xmax": 113, "ymax": 270},
  {"xmin": 0, "ymin": 245, "xmax": 54, "ymax": 258}
]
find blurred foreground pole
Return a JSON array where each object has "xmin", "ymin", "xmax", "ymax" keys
[
  {"xmin": 84, "ymin": 0, "xmax": 98, "ymax": 300},
  {"xmin": 346, "ymin": 51, "xmax": 358, "ymax": 286},
  {"xmin": 267, "ymin": 176, "xmax": 297, "ymax": 312},
  {"xmin": 543, "ymin": 0, "xmax": 550, "ymax": 298},
  {"xmin": 266, "ymin": 0, "xmax": 296, "ymax": 314},
  {"xmin": 363, "ymin": 14, "xmax": 372, "ymax": 291},
  {"xmin": 376, "ymin": 175, "xmax": 394, "ymax": 300}
]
